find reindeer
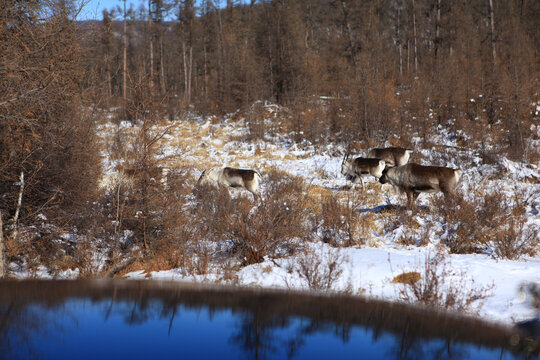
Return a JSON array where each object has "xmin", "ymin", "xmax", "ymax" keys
[
  {"xmin": 341, "ymin": 154, "xmax": 386, "ymax": 189},
  {"xmin": 198, "ymin": 167, "xmax": 262, "ymax": 200},
  {"xmin": 367, "ymin": 147, "xmax": 413, "ymax": 169},
  {"xmin": 379, "ymin": 163, "xmax": 462, "ymax": 207}
]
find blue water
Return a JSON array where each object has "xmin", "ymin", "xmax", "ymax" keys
[{"xmin": 1, "ymin": 299, "xmax": 524, "ymax": 360}]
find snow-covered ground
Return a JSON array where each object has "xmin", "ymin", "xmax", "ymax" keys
[{"xmin": 103, "ymin": 107, "xmax": 539, "ymax": 326}]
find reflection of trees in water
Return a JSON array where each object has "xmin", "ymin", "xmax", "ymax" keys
[
  {"xmin": 0, "ymin": 298, "xmax": 516, "ymax": 360},
  {"xmin": 103, "ymin": 296, "xmax": 178, "ymax": 328},
  {"xmin": 0, "ymin": 282, "xmax": 526, "ymax": 360},
  {"xmin": 0, "ymin": 302, "xmax": 75, "ymax": 360},
  {"xmin": 386, "ymin": 328, "xmax": 471, "ymax": 360},
  {"xmin": 384, "ymin": 321, "xmax": 510, "ymax": 360},
  {"xmin": 228, "ymin": 312, "xmax": 353, "ymax": 360},
  {"xmin": 229, "ymin": 314, "xmax": 282, "ymax": 359}
]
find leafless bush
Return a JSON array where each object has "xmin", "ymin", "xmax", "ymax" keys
[
  {"xmin": 228, "ymin": 172, "xmax": 310, "ymax": 265},
  {"xmin": 147, "ymin": 228, "xmax": 192, "ymax": 272},
  {"xmin": 391, "ymin": 209, "xmax": 425, "ymax": 246},
  {"xmin": 296, "ymin": 247, "xmax": 344, "ymax": 291},
  {"xmin": 245, "ymin": 101, "xmax": 267, "ymax": 141},
  {"xmin": 438, "ymin": 196, "xmax": 490, "ymax": 254},
  {"xmin": 72, "ymin": 237, "xmax": 103, "ymax": 279},
  {"xmin": 398, "ymin": 252, "xmax": 494, "ymax": 314},
  {"xmin": 145, "ymin": 167, "xmax": 203, "ymax": 273},
  {"xmin": 318, "ymin": 192, "xmax": 368, "ymax": 247},
  {"xmin": 192, "ymin": 170, "xmax": 310, "ymax": 266},
  {"xmin": 438, "ymin": 190, "xmax": 539, "ymax": 259},
  {"xmin": 288, "ymin": 100, "xmax": 329, "ymax": 144},
  {"xmin": 193, "ymin": 183, "xmax": 241, "ymax": 240},
  {"xmin": 490, "ymin": 210, "xmax": 539, "ymax": 260},
  {"xmin": 183, "ymin": 242, "xmax": 214, "ymax": 276}
]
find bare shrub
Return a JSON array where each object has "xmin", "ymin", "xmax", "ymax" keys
[
  {"xmin": 192, "ymin": 170, "xmax": 310, "ymax": 266},
  {"xmin": 490, "ymin": 209, "xmax": 539, "ymax": 260},
  {"xmin": 319, "ymin": 192, "xmax": 365, "ymax": 247},
  {"xmin": 72, "ymin": 237, "xmax": 110, "ymax": 279},
  {"xmin": 228, "ymin": 172, "xmax": 310, "ymax": 265},
  {"xmin": 147, "ymin": 228, "xmax": 192, "ymax": 272},
  {"xmin": 245, "ymin": 102, "xmax": 266, "ymax": 141},
  {"xmin": 398, "ymin": 252, "xmax": 494, "ymax": 314},
  {"xmin": 193, "ymin": 183, "xmax": 242, "ymax": 240},
  {"xmin": 183, "ymin": 242, "xmax": 214, "ymax": 276},
  {"xmin": 393, "ymin": 211, "xmax": 424, "ymax": 246},
  {"xmin": 145, "ymin": 167, "xmax": 205, "ymax": 273},
  {"xmin": 296, "ymin": 247, "xmax": 344, "ymax": 291},
  {"xmin": 288, "ymin": 100, "xmax": 328, "ymax": 144},
  {"xmin": 438, "ymin": 196, "xmax": 490, "ymax": 254},
  {"xmin": 438, "ymin": 190, "xmax": 539, "ymax": 259},
  {"xmin": 381, "ymin": 205, "xmax": 428, "ymax": 247}
]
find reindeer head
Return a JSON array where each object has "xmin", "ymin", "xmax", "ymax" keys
[
  {"xmin": 341, "ymin": 153, "xmax": 353, "ymax": 177},
  {"xmin": 379, "ymin": 167, "xmax": 390, "ymax": 184}
]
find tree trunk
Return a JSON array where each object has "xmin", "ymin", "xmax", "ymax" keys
[
  {"xmin": 0, "ymin": 210, "xmax": 6, "ymax": 279},
  {"xmin": 11, "ymin": 172, "xmax": 24, "ymax": 242},
  {"xmin": 183, "ymin": 41, "xmax": 192, "ymax": 104},
  {"xmin": 107, "ymin": 64, "xmax": 112, "ymax": 99},
  {"xmin": 160, "ymin": 35, "xmax": 166, "ymax": 94},
  {"xmin": 149, "ymin": 0, "xmax": 155, "ymax": 94},
  {"xmin": 188, "ymin": 46, "xmax": 192, "ymax": 103},
  {"xmin": 435, "ymin": 0, "xmax": 442, "ymax": 94},
  {"xmin": 488, "ymin": 0, "xmax": 497, "ymax": 65},
  {"xmin": 339, "ymin": 0, "xmax": 358, "ymax": 77},
  {"xmin": 412, "ymin": 0, "xmax": 418, "ymax": 73},
  {"xmin": 487, "ymin": 0, "xmax": 497, "ymax": 123},
  {"xmin": 398, "ymin": 6, "xmax": 403, "ymax": 78},
  {"xmin": 123, "ymin": 0, "xmax": 127, "ymax": 107},
  {"xmin": 435, "ymin": 0, "xmax": 441, "ymax": 58}
]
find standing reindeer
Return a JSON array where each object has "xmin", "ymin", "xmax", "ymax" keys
[
  {"xmin": 341, "ymin": 154, "xmax": 386, "ymax": 189},
  {"xmin": 379, "ymin": 163, "xmax": 462, "ymax": 207},
  {"xmin": 367, "ymin": 147, "xmax": 413, "ymax": 169},
  {"xmin": 198, "ymin": 167, "xmax": 262, "ymax": 200}
]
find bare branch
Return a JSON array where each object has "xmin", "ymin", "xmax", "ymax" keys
[{"xmin": 0, "ymin": 83, "xmax": 50, "ymax": 108}]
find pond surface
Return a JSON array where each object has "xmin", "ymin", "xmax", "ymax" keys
[{"xmin": 0, "ymin": 281, "xmax": 536, "ymax": 359}]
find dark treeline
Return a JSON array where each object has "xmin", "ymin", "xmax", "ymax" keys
[{"xmin": 83, "ymin": 0, "xmax": 538, "ymax": 147}]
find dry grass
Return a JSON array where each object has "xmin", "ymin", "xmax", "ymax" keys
[{"xmin": 392, "ymin": 272, "xmax": 421, "ymax": 285}]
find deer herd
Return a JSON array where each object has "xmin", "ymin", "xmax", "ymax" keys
[{"xmin": 198, "ymin": 146, "xmax": 463, "ymax": 208}]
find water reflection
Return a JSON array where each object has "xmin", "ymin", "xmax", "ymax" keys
[{"xmin": 0, "ymin": 280, "xmax": 537, "ymax": 360}]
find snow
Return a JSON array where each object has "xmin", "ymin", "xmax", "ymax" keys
[
  {"xmin": 127, "ymin": 245, "xmax": 539, "ymax": 324},
  {"xmin": 115, "ymin": 110, "xmax": 540, "ymax": 326},
  {"xmin": 137, "ymin": 110, "xmax": 540, "ymax": 323}
]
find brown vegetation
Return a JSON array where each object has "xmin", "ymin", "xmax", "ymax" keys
[{"xmin": 437, "ymin": 190, "xmax": 539, "ymax": 259}]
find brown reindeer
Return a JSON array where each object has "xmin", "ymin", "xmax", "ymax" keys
[
  {"xmin": 341, "ymin": 154, "xmax": 386, "ymax": 189},
  {"xmin": 198, "ymin": 167, "xmax": 262, "ymax": 200},
  {"xmin": 367, "ymin": 147, "xmax": 413, "ymax": 169},
  {"xmin": 379, "ymin": 163, "xmax": 462, "ymax": 207}
]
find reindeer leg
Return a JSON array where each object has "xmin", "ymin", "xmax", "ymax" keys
[
  {"xmin": 252, "ymin": 190, "xmax": 261, "ymax": 203},
  {"xmin": 406, "ymin": 191, "xmax": 418, "ymax": 209},
  {"xmin": 350, "ymin": 176, "xmax": 360, "ymax": 190}
]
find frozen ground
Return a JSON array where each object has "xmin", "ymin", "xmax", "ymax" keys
[
  {"xmin": 108, "ymin": 108, "xmax": 540, "ymax": 327},
  {"xmin": 20, "ymin": 107, "xmax": 525, "ymax": 327}
]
